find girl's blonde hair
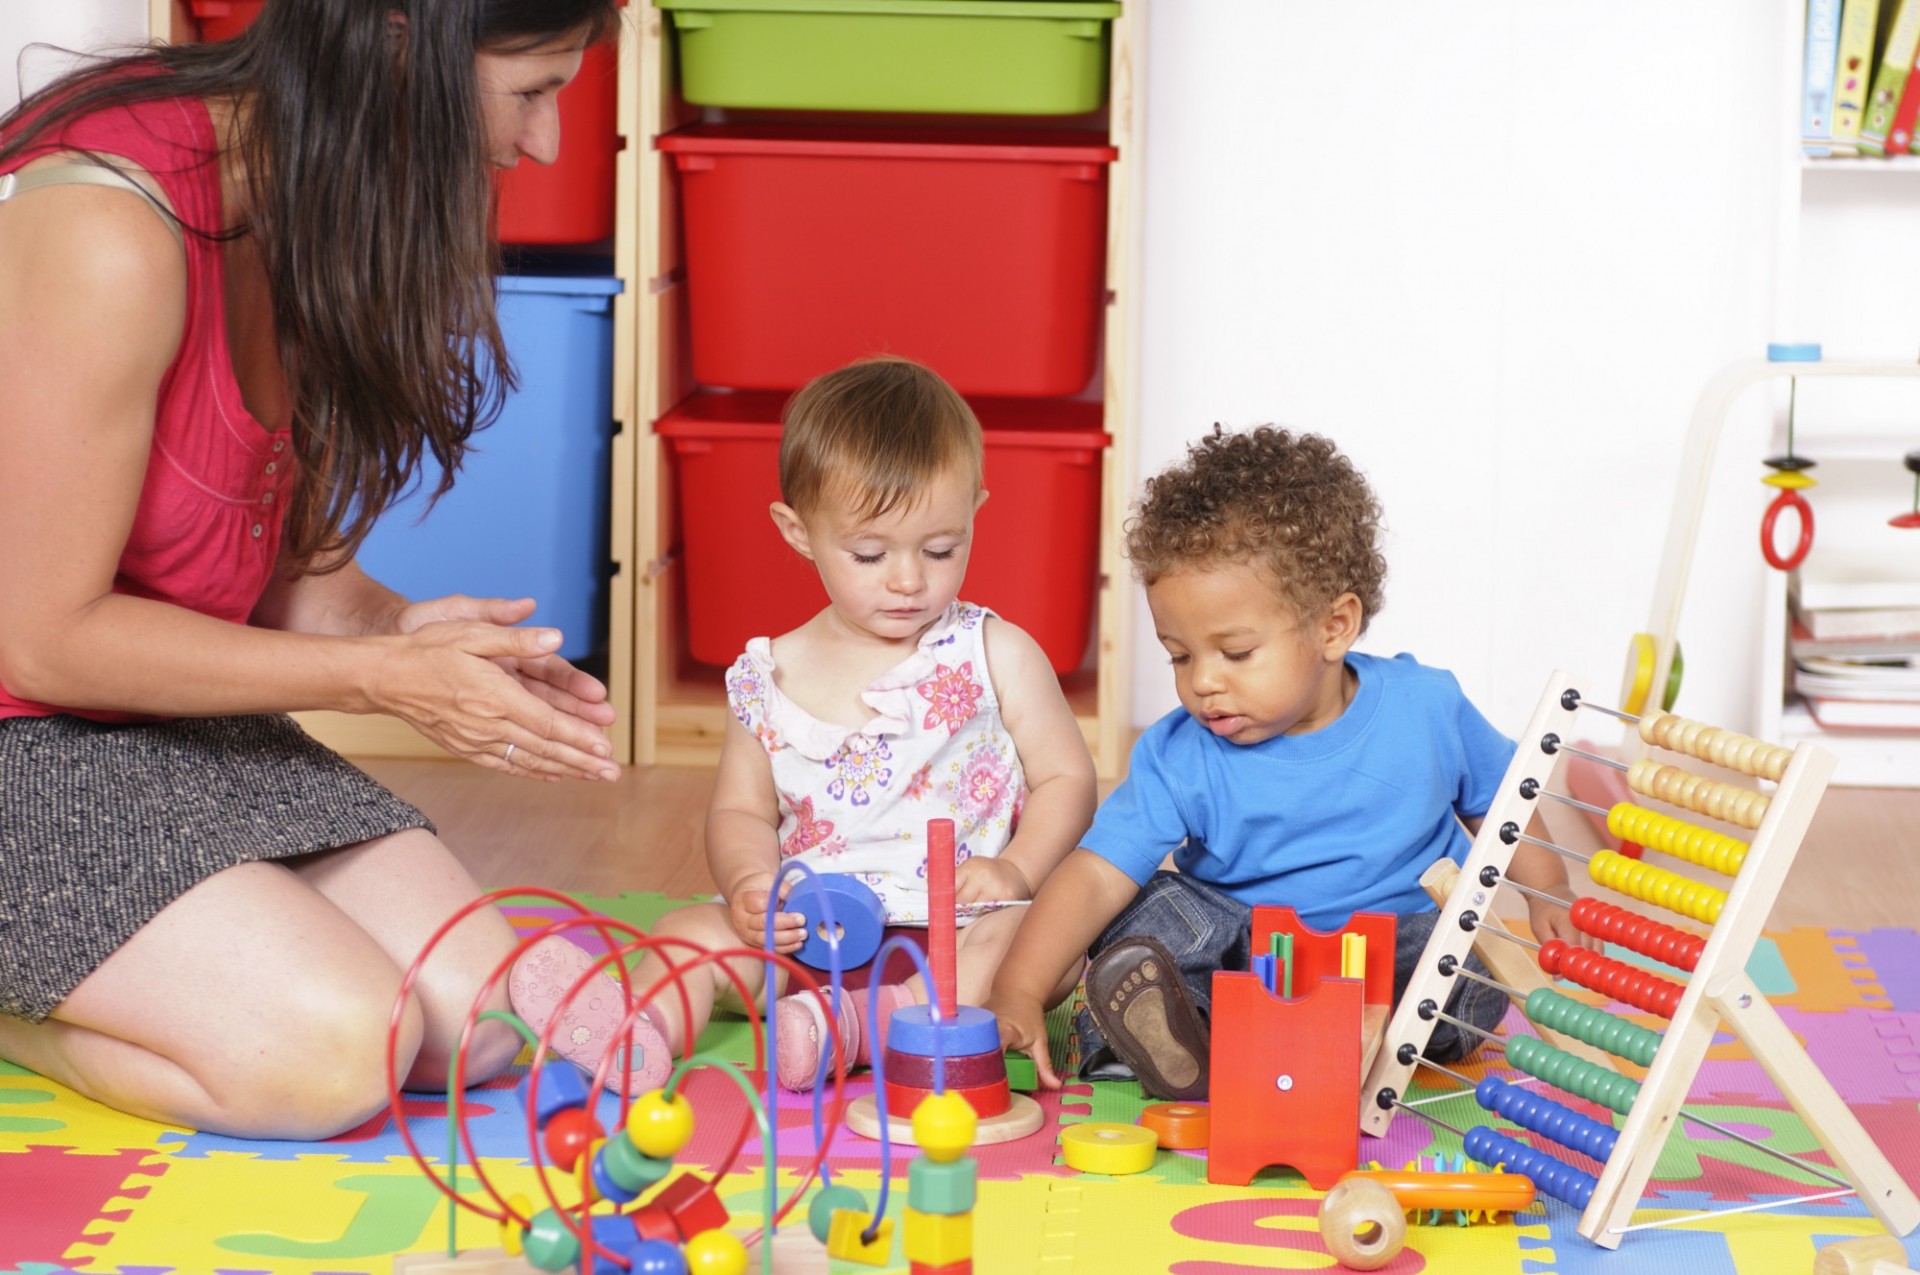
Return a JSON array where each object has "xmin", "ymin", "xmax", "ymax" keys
[{"xmin": 779, "ymin": 358, "xmax": 984, "ymax": 522}]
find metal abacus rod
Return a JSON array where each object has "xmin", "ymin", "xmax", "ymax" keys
[{"xmin": 1360, "ymin": 670, "xmax": 1918, "ymax": 1249}]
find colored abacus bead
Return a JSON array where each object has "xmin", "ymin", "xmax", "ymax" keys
[
  {"xmin": 1539, "ymin": 939, "xmax": 1686, "ymax": 1018},
  {"xmin": 1637, "ymin": 713, "xmax": 1792, "ymax": 782},
  {"xmin": 627, "ymin": 1088, "xmax": 695, "ymax": 1158},
  {"xmin": 1568, "ymin": 897, "xmax": 1706, "ymax": 973},
  {"xmin": 1625, "ymin": 759, "xmax": 1769, "ymax": 828},
  {"xmin": 1588, "ymin": 849, "xmax": 1726, "ymax": 926},
  {"xmin": 1462, "ymin": 1127, "xmax": 1599, "ymax": 1209},
  {"xmin": 808, "ymin": 1184, "xmax": 868, "ymax": 1244},
  {"xmin": 684, "ymin": 1228, "xmax": 750, "ymax": 1275},
  {"xmin": 1505, "ymin": 1036, "xmax": 1643, "ymax": 1115},
  {"xmin": 1606, "ymin": 804, "xmax": 1749, "ymax": 876},
  {"xmin": 911, "ymin": 1091, "xmax": 978, "ymax": 1163},
  {"xmin": 1474, "ymin": 1078, "xmax": 1620, "ymax": 1163},
  {"xmin": 1522, "ymin": 987, "xmax": 1664, "ymax": 1066}
]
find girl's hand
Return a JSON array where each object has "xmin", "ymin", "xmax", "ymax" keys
[
  {"xmin": 983, "ymin": 990, "xmax": 1061, "ymax": 1089},
  {"xmin": 1527, "ymin": 897, "xmax": 1601, "ymax": 950},
  {"xmin": 728, "ymin": 871, "xmax": 807, "ymax": 954},
  {"xmin": 368, "ymin": 618, "xmax": 619, "ymax": 782},
  {"xmin": 954, "ymin": 856, "xmax": 1033, "ymax": 907}
]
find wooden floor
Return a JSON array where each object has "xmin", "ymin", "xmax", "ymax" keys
[{"xmin": 361, "ymin": 755, "xmax": 1920, "ymax": 931}]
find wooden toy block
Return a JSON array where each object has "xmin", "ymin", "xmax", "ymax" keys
[
  {"xmin": 908, "ymin": 1262, "xmax": 973, "ymax": 1275},
  {"xmin": 908, "ymin": 1154, "xmax": 978, "ymax": 1215},
  {"xmin": 903, "ymin": 1206, "xmax": 972, "ymax": 1266},
  {"xmin": 1208, "ymin": 908, "xmax": 1394, "ymax": 1190},
  {"xmin": 651, "ymin": 1171, "xmax": 728, "ymax": 1240},
  {"xmin": 827, "ymin": 1208, "xmax": 894, "ymax": 1266}
]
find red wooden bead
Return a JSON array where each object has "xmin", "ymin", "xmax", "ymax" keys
[
  {"xmin": 543, "ymin": 1106, "xmax": 604, "ymax": 1173},
  {"xmin": 652, "ymin": 1172, "xmax": 730, "ymax": 1239}
]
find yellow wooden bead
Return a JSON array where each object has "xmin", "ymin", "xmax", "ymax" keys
[
  {"xmin": 910, "ymin": 1091, "xmax": 977, "ymax": 1163},
  {"xmin": 1059, "ymin": 1122, "xmax": 1158, "ymax": 1175},
  {"xmin": 626, "ymin": 1088, "xmax": 694, "ymax": 1158},
  {"xmin": 902, "ymin": 1207, "xmax": 972, "ymax": 1266},
  {"xmin": 684, "ymin": 1228, "xmax": 750, "ymax": 1275},
  {"xmin": 826, "ymin": 1208, "xmax": 894, "ymax": 1267},
  {"xmin": 500, "ymin": 1192, "xmax": 531, "ymax": 1257},
  {"xmin": 1762, "ymin": 469, "xmax": 1817, "ymax": 489}
]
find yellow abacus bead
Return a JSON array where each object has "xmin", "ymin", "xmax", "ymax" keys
[
  {"xmin": 1589, "ymin": 850, "xmax": 1726, "ymax": 925},
  {"xmin": 685, "ymin": 1228, "xmax": 750, "ymax": 1275},
  {"xmin": 626, "ymin": 1088, "xmax": 694, "ymax": 1159},
  {"xmin": 912, "ymin": 1091, "xmax": 978, "ymax": 1163}
]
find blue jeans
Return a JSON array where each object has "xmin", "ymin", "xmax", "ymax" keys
[{"xmin": 1074, "ymin": 871, "xmax": 1509, "ymax": 1084}]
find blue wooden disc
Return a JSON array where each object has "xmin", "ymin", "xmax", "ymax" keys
[
  {"xmin": 787, "ymin": 873, "xmax": 886, "ymax": 970},
  {"xmin": 1765, "ymin": 342, "xmax": 1822, "ymax": 362},
  {"xmin": 885, "ymin": 1004, "xmax": 1000, "ymax": 1058}
]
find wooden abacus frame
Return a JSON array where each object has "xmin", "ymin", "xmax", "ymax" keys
[{"xmin": 1358, "ymin": 669, "xmax": 1920, "ymax": 1249}]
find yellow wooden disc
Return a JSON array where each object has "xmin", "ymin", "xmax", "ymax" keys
[
  {"xmin": 1762, "ymin": 470, "xmax": 1817, "ymax": 489},
  {"xmin": 1621, "ymin": 633, "xmax": 1655, "ymax": 716},
  {"xmin": 1060, "ymin": 1122, "xmax": 1157, "ymax": 1175}
]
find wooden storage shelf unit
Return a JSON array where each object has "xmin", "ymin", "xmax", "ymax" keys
[{"xmin": 627, "ymin": 2, "xmax": 1145, "ymax": 778}]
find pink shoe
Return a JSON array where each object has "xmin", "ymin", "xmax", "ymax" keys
[
  {"xmin": 509, "ymin": 936, "xmax": 673, "ymax": 1095},
  {"xmin": 773, "ymin": 990, "xmax": 859, "ymax": 1092}
]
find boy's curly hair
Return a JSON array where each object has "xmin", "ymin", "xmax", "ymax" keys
[{"xmin": 1126, "ymin": 425, "xmax": 1386, "ymax": 633}]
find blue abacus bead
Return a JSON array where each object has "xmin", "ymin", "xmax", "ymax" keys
[
  {"xmin": 629, "ymin": 1237, "xmax": 691, "ymax": 1275},
  {"xmin": 885, "ymin": 1004, "xmax": 1000, "ymax": 1058},
  {"xmin": 787, "ymin": 874, "xmax": 887, "ymax": 970},
  {"xmin": 528, "ymin": 1063, "xmax": 589, "ymax": 1124},
  {"xmin": 1766, "ymin": 342, "xmax": 1822, "ymax": 362},
  {"xmin": 808, "ymin": 1183, "xmax": 868, "ymax": 1244},
  {"xmin": 590, "ymin": 1214, "xmax": 644, "ymax": 1261},
  {"xmin": 1479, "ymin": 1080, "xmax": 1619, "ymax": 1164},
  {"xmin": 1464, "ymin": 1127, "xmax": 1597, "ymax": 1210}
]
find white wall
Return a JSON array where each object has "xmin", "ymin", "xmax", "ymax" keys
[
  {"xmin": 1132, "ymin": 3, "xmax": 1790, "ymax": 741},
  {"xmin": 0, "ymin": 0, "xmax": 148, "ymax": 108}
]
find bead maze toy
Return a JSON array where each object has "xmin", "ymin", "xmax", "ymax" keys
[
  {"xmin": 1207, "ymin": 907, "xmax": 1393, "ymax": 1190},
  {"xmin": 384, "ymin": 846, "xmax": 988, "ymax": 1273},
  {"xmin": 1359, "ymin": 669, "xmax": 1920, "ymax": 1249}
]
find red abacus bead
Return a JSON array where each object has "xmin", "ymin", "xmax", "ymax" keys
[
  {"xmin": 1539, "ymin": 941, "xmax": 1685, "ymax": 1018},
  {"xmin": 1569, "ymin": 898, "xmax": 1706, "ymax": 973},
  {"xmin": 543, "ymin": 1106, "xmax": 605, "ymax": 1173}
]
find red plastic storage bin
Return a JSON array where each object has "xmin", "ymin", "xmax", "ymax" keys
[
  {"xmin": 190, "ymin": 0, "xmax": 263, "ymax": 41},
  {"xmin": 657, "ymin": 390, "xmax": 1109, "ymax": 673},
  {"xmin": 657, "ymin": 125, "xmax": 1116, "ymax": 396},
  {"xmin": 497, "ymin": 42, "xmax": 621, "ymax": 246}
]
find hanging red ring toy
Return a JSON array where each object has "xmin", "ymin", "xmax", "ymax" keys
[{"xmin": 1760, "ymin": 487, "xmax": 1814, "ymax": 571}]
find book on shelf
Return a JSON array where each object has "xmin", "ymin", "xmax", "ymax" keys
[
  {"xmin": 1831, "ymin": 0, "xmax": 1885, "ymax": 150},
  {"xmin": 1858, "ymin": 0, "xmax": 1920, "ymax": 155},
  {"xmin": 1888, "ymin": 36, "xmax": 1920, "ymax": 152},
  {"xmin": 1801, "ymin": 694, "xmax": 1920, "ymax": 730},
  {"xmin": 1804, "ymin": 0, "xmax": 1843, "ymax": 155},
  {"xmin": 1793, "ymin": 605, "xmax": 1920, "ymax": 639},
  {"xmin": 1789, "ymin": 545, "xmax": 1920, "ymax": 612},
  {"xmin": 1794, "ymin": 654, "xmax": 1920, "ymax": 698},
  {"xmin": 1791, "ymin": 616, "xmax": 1920, "ymax": 654}
]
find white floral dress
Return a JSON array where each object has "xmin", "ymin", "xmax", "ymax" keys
[{"xmin": 726, "ymin": 601, "xmax": 1026, "ymax": 926}]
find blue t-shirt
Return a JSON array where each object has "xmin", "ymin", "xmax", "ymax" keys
[{"xmin": 1082, "ymin": 651, "xmax": 1514, "ymax": 930}]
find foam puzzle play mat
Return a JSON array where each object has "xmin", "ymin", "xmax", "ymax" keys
[{"xmin": 4, "ymin": 690, "xmax": 1920, "ymax": 1275}]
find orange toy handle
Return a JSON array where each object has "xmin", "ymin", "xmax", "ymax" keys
[
  {"xmin": 1340, "ymin": 1169, "xmax": 1537, "ymax": 1214},
  {"xmin": 1761, "ymin": 487, "xmax": 1814, "ymax": 571}
]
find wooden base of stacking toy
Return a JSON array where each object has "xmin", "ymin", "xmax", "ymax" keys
[{"xmin": 845, "ymin": 1092, "xmax": 1044, "ymax": 1146}]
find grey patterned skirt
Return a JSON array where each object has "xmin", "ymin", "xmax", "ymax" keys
[{"xmin": 0, "ymin": 712, "xmax": 433, "ymax": 1022}]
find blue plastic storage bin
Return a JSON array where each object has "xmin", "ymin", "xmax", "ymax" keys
[{"xmin": 356, "ymin": 272, "xmax": 624, "ymax": 661}]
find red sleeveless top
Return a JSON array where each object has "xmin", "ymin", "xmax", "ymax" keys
[{"xmin": 0, "ymin": 92, "xmax": 296, "ymax": 722}]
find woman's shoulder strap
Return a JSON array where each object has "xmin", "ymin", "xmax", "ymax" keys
[{"xmin": 0, "ymin": 155, "xmax": 183, "ymax": 247}]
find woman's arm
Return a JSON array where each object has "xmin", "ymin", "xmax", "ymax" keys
[
  {"xmin": 0, "ymin": 183, "xmax": 613, "ymax": 780},
  {"xmin": 966, "ymin": 618, "xmax": 1098, "ymax": 904},
  {"xmin": 706, "ymin": 714, "xmax": 805, "ymax": 953}
]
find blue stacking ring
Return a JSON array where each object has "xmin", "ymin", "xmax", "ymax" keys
[
  {"xmin": 788, "ymin": 873, "xmax": 887, "ymax": 970},
  {"xmin": 884, "ymin": 1003, "xmax": 1000, "ymax": 1058}
]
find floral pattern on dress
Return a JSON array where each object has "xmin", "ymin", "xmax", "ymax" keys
[
  {"xmin": 780, "ymin": 796, "xmax": 839, "ymax": 858},
  {"xmin": 955, "ymin": 746, "xmax": 1015, "ymax": 823},
  {"xmin": 728, "ymin": 667, "xmax": 766, "ymax": 729},
  {"xmin": 915, "ymin": 661, "xmax": 983, "ymax": 735},
  {"xmin": 825, "ymin": 735, "xmax": 893, "ymax": 808},
  {"xmin": 904, "ymin": 763, "xmax": 933, "ymax": 800}
]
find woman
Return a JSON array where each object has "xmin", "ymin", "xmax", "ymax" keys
[{"xmin": 0, "ymin": 0, "xmax": 622, "ymax": 1139}]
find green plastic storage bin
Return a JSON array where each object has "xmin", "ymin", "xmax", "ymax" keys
[{"xmin": 655, "ymin": 0, "xmax": 1121, "ymax": 116}]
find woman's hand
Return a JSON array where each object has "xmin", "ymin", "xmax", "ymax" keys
[
  {"xmin": 367, "ymin": 612, "xmax": 619, "ymax": 782},
  {"xmin": 954, "ymin": 856, "xmax": 1033, "ymax": 907},
  {"xmin": 727, "ymin": 871, "xmax": 806, "ymax": 953},
  {"xmin": 391, "ymin": 593, "xmax": 618, "ymax": 729}
]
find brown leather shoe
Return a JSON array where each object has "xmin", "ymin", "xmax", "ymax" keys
[{"xmin": 1084, "ymin": 936, "xmax": 1209, "ymax": 1101}]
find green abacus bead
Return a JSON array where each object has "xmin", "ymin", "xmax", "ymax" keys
[
  {"xmin": 908, "ymin": 1154, "xmax": 978, "ymax": 1216},
  {"xmin": 807, "ymin": 1183, "xmax": 867, "ymax": 1244}
]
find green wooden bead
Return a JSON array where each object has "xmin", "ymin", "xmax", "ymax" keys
[
  {"xmin": 523, "ymin": 1208, "xmax": 581, "ymax": 1272},
  {"xmin": 600, "ymin": 1131, "xmax": 672, "ymax": 1192},
  {"xmin": 908, "ymin": 1153, "xmax": 977, "ymax": 1216},
  {"xmin": 807, "ymin": 1183, "xmax": 867, "ymax": 1244}
]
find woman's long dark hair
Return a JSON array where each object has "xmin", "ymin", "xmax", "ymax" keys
[{"xmin": 0, "ymin": 0, "xmax": 621, "ymax": 570}]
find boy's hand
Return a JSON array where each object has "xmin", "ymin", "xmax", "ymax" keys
[
  {"xmin": 955, "ymin": 856, "xmax": 1033, "ymax": 906},
  {"xmin": 727, "ymin": 871, "xmax": 807, "ymax": 954},
  {"xmin": 1526, "ymin": 897, "xmax": 1601, "ymax": 951},
  {"xmin": 983, "ymin": 990, "xmax": 1062, "ymax": 1090}
]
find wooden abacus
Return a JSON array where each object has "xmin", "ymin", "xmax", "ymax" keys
[{"xmin": 1358, "ymin": 670, "xmax": 1920, "ymax": 1249}]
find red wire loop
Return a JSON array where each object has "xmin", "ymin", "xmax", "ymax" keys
[{"xmin": 1760, "ymin": 487, "xmax": 1814, "ymax": 571}]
